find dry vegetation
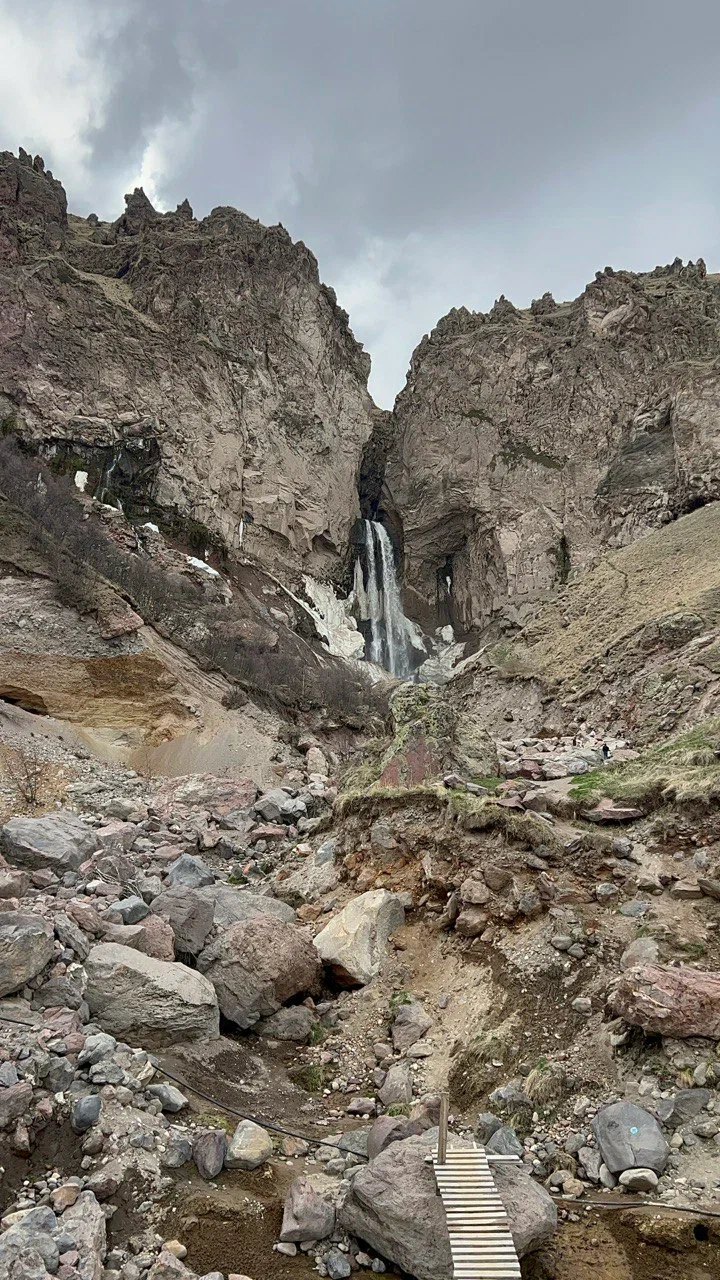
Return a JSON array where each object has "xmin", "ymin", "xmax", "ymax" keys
[
  {"xmin": 0, "ymin": 437, "xmax": 389, "ymax": 727},
  {"xmin": 569, "ymin": 719, "xmax": 720, "ymax": 808},
  {"xmin": 489, "ymin": 501, "xmax": 720, "ymax": 683}
]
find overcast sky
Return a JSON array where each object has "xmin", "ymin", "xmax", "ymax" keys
[{"xmin": 2, "ymin": 0, "xmax": 720, "ymax": 405}]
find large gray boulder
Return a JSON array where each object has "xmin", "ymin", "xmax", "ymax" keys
[
  {"xmin": 0, "ymin": 912, "xmax": 54, "ymax": 996},
  {"xmin": 314, "ymin": 890, "xmax": 405, "ymax": 985},
  {"xmin": 1, "ymin": 809, "xmax": 98, "ymax": 871},
  {"xmin": 84, "ymin": 943, "xmax": 219, "ymax": 1047},
  {"xmin": 197, "ymin": 916, "xmax": 320, "ymax": 1028},
  {"xmin": 194, "ymin": 884, "xmax": 296, "ymax": 929},
  {"xmin": 592, "ymin": 1101, "xmax": 669, "ymax": 1174},
  {"xmin": 151, "ymin": 886, "xmax": 215, "ymax": 956},
  {"xmin": 339, "ymin": 1132, "xmax": 555, "ymax": 1279}
]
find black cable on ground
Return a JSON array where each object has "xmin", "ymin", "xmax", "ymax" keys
[
  {"xmin": 4, "ymin": 1015, "xmax": 720, "ymax": 1217},
  {"xmin": 156, "ymin": 1062, "xmax": 351, "ymax": 1151}
]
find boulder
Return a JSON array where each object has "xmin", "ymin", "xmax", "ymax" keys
[
  {"xmin": 224, "ymin": 1119, "xmax": 273, "ymax": 1170},
  {"xmin": 281, "ymin": 1175, "xmax": 335, "ymax": 1242},
  {"xmin": 378, "ymin": 1063, "xmax": 413, "ymax": 1107},
  {"xmin": 197, "ymin": 916, "xmax": 320, "ymax": 1029},
  {"xmin": 194, "ymin": 1129, "xmax": 226, "ymax": 1180},
  {"xmin": 102, "ymin": 915, "xmax": 175, "ymax": 962},
  {"xmin": 194, "ymin": 884, "xmax": 296, "ymax": 930},
  {"xmin": 275, "ymin": 839, "xmax": 340, "ymax": 906},
  {"xmin": 151, "ymin": 886, "xmax": 215, "ymax": 956},
  {"xmin": 84, "ymin": 943, "xmax": 220, "ymax": 1047},
  {"xmin": 313, "ymin": 890, "xmax": 405, "ymax": 985},
  {"xmin": 0, "ymin": 1080, "xmax": 33, "ymax": 1129},
  {"xmin": 164, "ymin": 853, "xmax": 214, "ymax": 889},
  {"xmin": 1, "ymin": 809, "xmax": 98, "ymax": 871},
  {"xmin": 619, "ymin": 1167, "xmax": 658, "ymax": 1192},
  {"xmin": 592, "ymin": 1102, "xmax": 669, "ymax": 1174},
  {"xmin": 610, "ymin": 963, "xmax": 720, "ymax": 1039},
  {"xmin": 256, "ymin": 1005, "xmax": 317, "ymax": 1041},
  {"xmin": 254, "ymin": 786, "xmax": 307, "ymax": 823},
  {"xmin": 60, "ymin": 1190, "xmax": 107, "ymax": 1280},
  {"xmin": 655, "ymin": 1088, "xmax": 711, "ymax": 1128},
  {"xmin": 152, "ymin": 773, "xmax": 257, "ymax": 819},
  {"xmin": 391, "ymin": 1001, "xmax": 432, "ymax": 1052},
  {"xmin": 367, "ymin": 1115, "xmax": 410, "ymax": 1160},
  {"xmin": 0, "ymin": 912, "xmax": 54, "ymax": 996},
  {"xmin": 620, "ymin": 938, "xmax": 659, "ymax": 970},
  {"xmin": 339, "ymin": 1132, "xmax": 554, "ymax": 1279}
]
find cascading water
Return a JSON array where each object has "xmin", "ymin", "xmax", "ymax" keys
[{"xmin": 356, "ymin": 519, "xmax": 413, "ymax": 678}]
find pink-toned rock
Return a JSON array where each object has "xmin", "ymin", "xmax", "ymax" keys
[
  {"xmin": 152, "ymin": 774, "xmax": 257, "ymax": 820},
  {"xmin": 96, "ymin": 821, "xmax": 137, "ymax": 856},
  {"xmin": 583, "ymin": 799, "xmax": 643, "ymax": 823},
  {"xmin": 610, "ymin": 964, "xmax": 720, "ymax": 1039},
  {"xmin": 66, "ymin": 901, "xmax": 106, "ymax": 935}
]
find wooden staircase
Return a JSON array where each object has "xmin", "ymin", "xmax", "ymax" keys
[{"xmin": 432, "ymin": 1144, "xmax": 522, "ymax": 1279}]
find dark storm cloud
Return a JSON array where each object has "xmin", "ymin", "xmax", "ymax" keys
[{"xmin": 5, "ymin": 0, "xmax": 720, "ymax": 401}]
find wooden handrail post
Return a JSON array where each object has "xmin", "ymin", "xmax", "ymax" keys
[{"xmin": 438, "ymin": 1091, "xmax": 449, "ymax": 1165}]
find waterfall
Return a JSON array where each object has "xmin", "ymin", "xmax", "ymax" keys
[{"xmin": 359, "ymin": 519, "xmax": 412, "ymax": 678}]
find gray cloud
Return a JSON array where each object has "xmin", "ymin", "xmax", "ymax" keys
[{"xmin": 3, "ymin": 0, "xmax": 720, "ymax": 402}]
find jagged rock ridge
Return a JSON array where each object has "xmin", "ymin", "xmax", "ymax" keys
[
  {"xmin": 383, "ymin": 259, "xmax": 720, "ymax": 632},
  {"xmin": 0, "ymin": 147, "xmax": 375, "ymax": 584}
]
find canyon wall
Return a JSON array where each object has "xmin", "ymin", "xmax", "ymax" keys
[
  {"xmin": 383, "ymin": 262, "xmax": 720, "ymax": 632},
  {"xmin": 0, "ymin": 148, "xmax": 374, "ymax": 583}
]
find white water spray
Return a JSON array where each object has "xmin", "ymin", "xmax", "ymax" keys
[{"xmin": 358, "ymin": 519, "xmax": 413, "ymax": 678}]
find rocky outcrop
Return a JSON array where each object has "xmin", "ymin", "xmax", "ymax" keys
[
  {"xmin": 0, "ymin": 148, "xmax": 374, "ymax": 583},
  {"xmin": 609, "ymin": 963, "xmax": 720, "ymax": 1039},
  {"xmin": 384, "ymin": 260, "xmax": 720, "ymax": 631}
]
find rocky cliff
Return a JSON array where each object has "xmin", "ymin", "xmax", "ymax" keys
[
  {"xmin": 383, "ymin": 261, "xmax": 720, "ymax": 632},
  {"xmin": 0, "ymin": 148, "xmax": 374, "ymax": 583}
]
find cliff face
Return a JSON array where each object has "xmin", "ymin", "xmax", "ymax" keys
[
  {"xmin": 383, "ymin": 262, "xmax": 720, "ymax": 632},
  {"xmin": 0, "ymin": 149, "xmax": 374, "ymax": 582}
]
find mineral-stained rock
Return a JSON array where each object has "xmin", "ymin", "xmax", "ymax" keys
[
  {"xmin": 280, "ymin": 1175, "xmax": 335, "ymax": 1242},
  {"xmin": 224, "ymin": 1119, "xmax": 273, "ymax": 1170},
  {"xmin": 313, "ymin": 890, "xmax": 405, "ymax": 985},
  {"xmin": 0, "ymin": 911, "xmax": 54, "ymax": 996},
  {"xmin": 609, "ymin": 963, "xmax": 720, "ymax": 1039},
  {"xmin": 592, "ymin": 1101, "xmax": 669, "ymax": 1174},
  {"xmin": 84, "ymin": 942, "xmax": 220, "ymax": 1046},
  {"xmin": 197, "ymin": 916, "xmax": 320, "ymax": 1029},
  {"xmin": 0, "ymin": 1080, "xmax": 33, "ymax": 1129},
  {"xmin": 152, "ymin": 774, "xmax": 257, "ymax": 819},
  {"xmin": 339, "ymin": 1132, "xmax": 555, "ymax": 1279},
  {"xmin": 1, "ymin": 809, "xmax": 98, "ymax": 871}
]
